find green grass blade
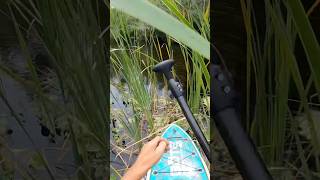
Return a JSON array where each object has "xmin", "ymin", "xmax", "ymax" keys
[
  {"xmin": 286, "ymin": 0, "xmax": 320, "ymax": 93},
  {"xmin": 161, "ymin": 0, "xmax": 193, "ymax": 28},
  {"xmin": 110, "ymin": 0, "xmax": 210, "ymax": 59}
]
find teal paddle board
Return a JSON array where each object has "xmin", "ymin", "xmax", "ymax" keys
[{"xmin": 146, "ymin": 124, "xmax": 209, "ymax": 180}]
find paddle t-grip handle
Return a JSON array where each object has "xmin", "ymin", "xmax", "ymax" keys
[
  {"xmin": 153, "ymin": 59, "xmax": 211, "ymax": 162},
  {"xmin": 153, "ymin": 59, "xmax": 175, "ymax": 79}
]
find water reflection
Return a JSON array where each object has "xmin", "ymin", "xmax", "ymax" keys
[{"xmin": 0, "ymin": 47, "xmax": 76, "ymax": 179}]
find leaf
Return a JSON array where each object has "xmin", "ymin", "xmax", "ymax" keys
[
  {"xmin": 286, "ymin": 0, "xmax": 320, "ymax": 93},
  {"xmin": 110, "ymin": 0, "xmax": 210, "ymax": 59},
  {"xmin": 161, "ymin": 0, "xmax": 193, "ymax": 28}
]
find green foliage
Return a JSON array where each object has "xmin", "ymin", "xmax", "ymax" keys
[
  {"xmin": 110, "ymin": 0, "xmax": 210, "ymax": 141},
  {"xmin": 110, "ymin": 0, "xmax": 210, "ymax": 59},
  {"xmin": 286, "ymin": 0, "xmax": 320, "ymax": 94},
  {"xmin": 154, "ymin": 0, "xmax": 210, "ymax": 112},
  {"xmin": 0, "ymin": 0, "xmax": 210, "ymax": 179},
  {"xmin": 2, "ymin": 0, "xmax": 110, "ymax": 179},
  {"xmin": 240, "ymin": 0, "xmax": 320, "ymax": 178},
  {"xmin": 109, "ymin": 0, "xmax": 210, "ymax": 176}
]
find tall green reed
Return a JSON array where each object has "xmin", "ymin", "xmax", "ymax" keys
[
  {"xmin": 110, "ymin": 0, "xmax": 210, "ymax": 59},
  {"xmin": 240, "ymin": 0, "xmax": 320, "ymax": 178},
  {"xmin": 160, "ymin": 0, "xmax": 210, "ymax": 114},
  {"xmin": 110, "ymin": 0, "xmax": 210, "ymax": 113},
  {"xmin": 1, "ymin": 0, "xmax": 210, "ymax": 178},
  {"xmin": 110, "ymin": 10, "xmax": 155, "ymax": 142},
  {"xmin": 4, "ymin": 0, "xmax": 110, "ymax": 179},
  {"xmin": 110, "ymin": 0, "xmax": 210, "ymax": 142}
]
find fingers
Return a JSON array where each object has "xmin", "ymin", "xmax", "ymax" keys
[
  {"xmin": 155, "ymin": 140, "xmax": 168, "ymax": 154},
  {"xmin": 147, "ymin": 136, "xmax": 169, "ymax": 152},
  {"xmin": 160, "ymin": 138, "xmax": 169, "ymax": 151},
  {"xmin": 147, "ymin": 136, "xmax": 161, "ymax": 148},
  {"xmin": 161, "ymin": 138, "xmax": 169, "ymax": 145}
]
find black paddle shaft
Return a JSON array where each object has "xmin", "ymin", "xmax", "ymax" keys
[
  {"xmin": 153, "ymin": 59, "xmax": 211, "ymax": 162},
  {"xmin": 212, "ymin": 50, "xmax": 272, "ymax": 180}
]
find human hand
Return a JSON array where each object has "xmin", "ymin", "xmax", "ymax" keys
[{"xmin": 122, "ymin": 136, "xmax": 169, "ymax": 180}]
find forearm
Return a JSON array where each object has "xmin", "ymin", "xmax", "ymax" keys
[{"xmin": 122, "ymin": 162, "xmax": 150, "ymax": 180}]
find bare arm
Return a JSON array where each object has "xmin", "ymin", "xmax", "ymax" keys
[{"xmin": 122, "ymin": 136, "xmax": 169, "ymax": 180}]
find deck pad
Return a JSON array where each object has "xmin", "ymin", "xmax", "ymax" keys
[{"xmin": 146, "ymin": 124, "xmax": 209, "ymax": 180}]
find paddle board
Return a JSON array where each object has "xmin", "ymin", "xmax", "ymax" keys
[{"xmin": 146, "ymin": 123, "xmax": 209, "ymax": 180}]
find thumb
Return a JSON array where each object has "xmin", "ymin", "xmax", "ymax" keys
[{"xmin": 155, "ymin": 141, "xmax": 168, "ymax": 155}]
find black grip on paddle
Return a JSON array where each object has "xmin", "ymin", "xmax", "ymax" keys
[{"xmin": 153, "ymin": 59, "xmax": 175, "ymax": 80}]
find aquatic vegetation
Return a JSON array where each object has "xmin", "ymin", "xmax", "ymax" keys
[
  {"xmin": 110, "ymin": 0, "xmax": 210, "ymax": 177},
  {"xmin": 0, "ymin": 0, "xmax": 209, "ymax": 179},
  {"xmin": 239, "ymin": 0, "xmax": 320, "ymax": 179},
  {"xmin": 1, "ymin": 0, "xmax": 109, "ymax": 179}
]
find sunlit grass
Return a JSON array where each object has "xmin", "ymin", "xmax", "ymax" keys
[
  {"xmin": 109, "ymin": 1, "xmax": 210, "ymax": 178},
  {"xmin": 0, "ymin": 0, "xmax": 210, "ymax": 179}
]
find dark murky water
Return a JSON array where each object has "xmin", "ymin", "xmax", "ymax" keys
[{"xmin": 0, "ymin": 47, "xmax": 76, "ymax": 179}]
